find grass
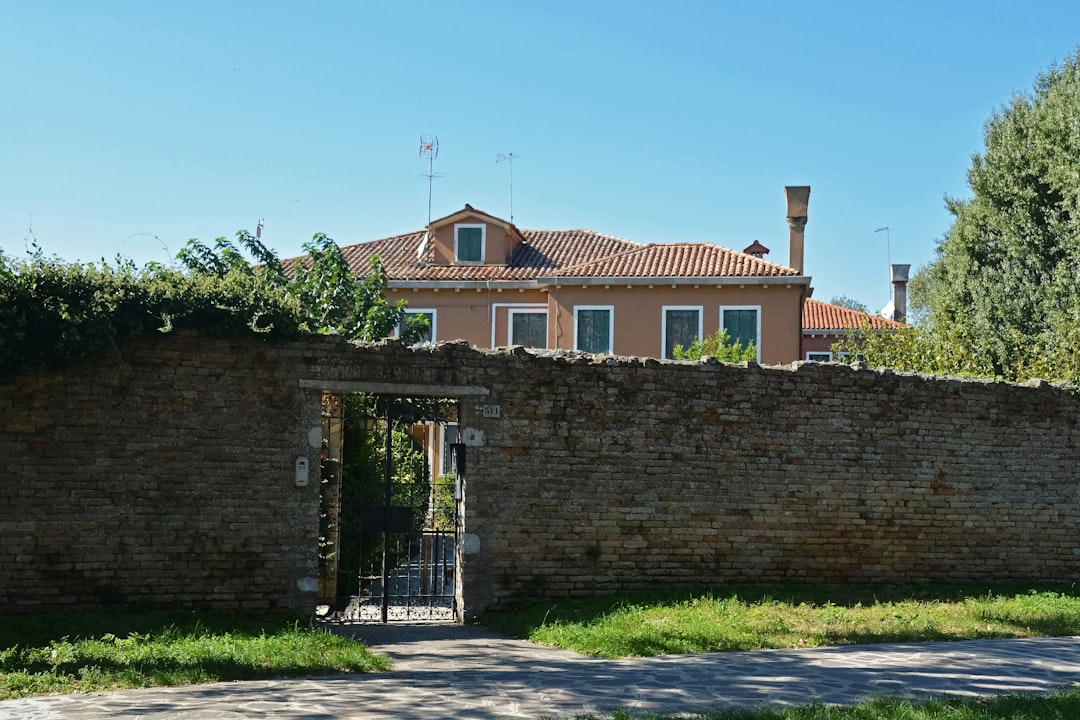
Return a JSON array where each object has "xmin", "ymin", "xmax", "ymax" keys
[
  {"xmin": 573, "ymin": 687, "xmax": 1080, "ymax": 719},
  {"xmin": 0, "ymin": 610, "xmax": 389, "ymax": 700},
  {"xmin": 6, "ymin": 584, "xmax": 1080, "ymax": 710},
  {"xmin": 481, "ymin": 581, "xmax": 1080, "ymax": 658}
]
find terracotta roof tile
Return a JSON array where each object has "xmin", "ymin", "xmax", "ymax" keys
[
  {"xmin": 318, "ymin": 224, "xmax": 802, "ymax": 283},
  {"xmin": 552, "ymin": 242, "xmax": 798, "ymax": 279},
  {"xmin": 802, "ymin": 298, "xmax": 905, "ymax": 332}
]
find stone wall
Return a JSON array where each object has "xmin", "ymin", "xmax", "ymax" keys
[
  {"xmin": 0, "ymin": 333, "xmax": 325, "ymax": 613},
  {"xmin": 465, "ymin": 352, "xmax": 1080, "ymax": 612},
  {"xmin": 2, "ymin": 331, "xmax": 1079, "ymax": 616}
]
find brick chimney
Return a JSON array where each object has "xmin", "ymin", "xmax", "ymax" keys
[
  {"xmin": 888, "ymin": 264, "xmax": 911, "ymax": 322},
  {"xmin": 784, "ymin": 186, "xmax": 810, "ymax": 274}
]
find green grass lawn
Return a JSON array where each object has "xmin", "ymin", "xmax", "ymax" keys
[
  {"xmin": 0, "ymin": 610, "xmax": 389, "ymax": 700},
  {"xmin": 576, "ymin": 688, "xmax": 1080, "ymax": 719},
  {"xmin": 6, "ymin": 583, "xmax": 1080, "ymax": 711},
  {"xmin": 481, "ymin": 582, "xmax": 1080, "ymax": 658}
]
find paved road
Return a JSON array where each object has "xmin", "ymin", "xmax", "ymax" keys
[{"xmin": 3, "ymin": 625, "xmax": 1080, "ymax": 719}]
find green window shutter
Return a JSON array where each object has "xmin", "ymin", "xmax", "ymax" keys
[
  {"xmin": 723, "ymin": 309, "xmax": 758, "ymax": 347},
  {"xmin": 512, "ymin": 313, "xmax": 547, "ymax": 348},
  {"xmin": 457, "ymin": 227, "xmax": 482, "ymax": 262},
  {"xmin": 665, "ymin": 309, "xmax": 699, "ymax": 359},
  {"xmin": 577, "ymin": 309, "xmax": 611, "ymax": 353}
]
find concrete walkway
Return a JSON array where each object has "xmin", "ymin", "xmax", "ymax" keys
[{"xmin": 3, "ymin": 625, "xmax": 1080, "ymax": 719}]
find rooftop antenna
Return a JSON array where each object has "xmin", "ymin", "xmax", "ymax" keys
[
  {"xmin": 419, "ymin": 134, "xmax": 440, "ymax": 225},
  {"xmin": 496, "ymin": 152, "xmax": 518, "ymax": 223}
]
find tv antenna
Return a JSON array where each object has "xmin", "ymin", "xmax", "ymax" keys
[
  {"xmin": 419, "ymin": 134, "xmax": 440, "ymax": 225},
  {"xmin": 496, "ymin": 153, "xmax": 518, "ymax": 223}
]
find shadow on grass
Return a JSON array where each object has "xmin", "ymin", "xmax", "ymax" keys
[
  {"xmin": 480, "ymin": 581, "xmax": 1080, "ymax": 656},
  {"xmin": 10, "ymin": 653, "xmax": 367, "ymax": 685},
  {"xmin": 0, "ymin": 609, "xmax": 387, "ymax": 699},
  {"xmin": 0, "ymin": 609, "xmax": 300, "ymax": 648}
]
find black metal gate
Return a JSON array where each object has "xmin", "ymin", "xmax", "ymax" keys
[{"xmin": 318, "ymin": 394, "xmax": 460, "ymax": 623}]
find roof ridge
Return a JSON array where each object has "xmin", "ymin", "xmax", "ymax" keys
[
  {"xmin": 522, "ymin": 228, "xmax": 635, "ymax": 242},
  {"xmin": 641, "ymin": 240, "xmax": 801, "ymax": 275},
  {"xmin": 554, "ymin": 241, "xmax": 653, "ymax": 274}
]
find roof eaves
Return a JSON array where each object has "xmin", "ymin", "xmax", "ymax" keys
[
  {"xmin": 802, "ymin": 328, "xmax": 856, "ymax": 335},
  {"xmin": 388, "ymin": 279, "xmax": 540, "ymax": 290}
]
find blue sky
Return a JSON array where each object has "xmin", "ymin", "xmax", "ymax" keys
[{"xmin": 3, "ymin": 1, "xmax": 1078, "ymax": 313}]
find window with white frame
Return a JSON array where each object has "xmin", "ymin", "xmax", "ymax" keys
[
  {"xmin": 402, "ymin": 309, "xmax": 435, "ymax": 344},
  {"xmin": 509, "ymin": 309, "xmax": 547, "ymax": 348},
  {"xmin": 574, "ymin": 306, "xmax": 613, "ymax": 354},
  {"xmin": 454, "ymin": 224, "xmax": 485, "ymax": 263},
  {"xmin": 720, "ymin": 305, "xmax": 761, "ymax": 361},
  {"xmin": 806, "ymin": 351, "xmax": 832, "ymax": 362},
  {"xmin": 662, "ymin": 306, "xmax": 702, "ymax": 359}
]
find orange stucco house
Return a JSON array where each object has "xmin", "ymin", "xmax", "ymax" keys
[
  {"xmin": 801, "ymin": 298, "xmax": 905, "ymax": 361},
  {"xmin": 338, "ymin": 187, "xmax": 816, "ymax": 364}
]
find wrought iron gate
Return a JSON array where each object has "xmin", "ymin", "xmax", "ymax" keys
[{"xmin": 319, "ymin": 394, "xmax": 460, "ymax": 623}]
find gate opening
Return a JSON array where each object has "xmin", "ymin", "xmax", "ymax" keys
[{"xmin": 317, "ymin": 393, "xmax": 462, "ymax": 623}]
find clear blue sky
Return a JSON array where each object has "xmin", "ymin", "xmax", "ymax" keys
[{"xmin": 3, "ymin": 1, "xmax": 1078, "ymax": 313}]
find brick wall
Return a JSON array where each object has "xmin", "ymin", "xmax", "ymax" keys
[
  {"xmin": 463, "ymin": 352, "xmax": 1080, "ymax": 612},
  {"xmin": 3, "ymin": 331, "xmax": 1079, "ymax": 615},
  {"xmin": 0, "ymin": 333, "xmax": 324, "ymax": 613}
]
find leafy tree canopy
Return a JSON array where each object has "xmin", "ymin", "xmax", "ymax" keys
[
  {"xmin": 0, "ymin": 232, "xmax": 424, "ymax": 381},
  {"xmin": 869, "ymin": 48, "xmax": 1080, "ymax": 384},
  {"xmin": 829, "ymin": 295, "xmax": 870, "ymax": 314},
  {"xmin": 178, "ymin": 231, "xmax": 427, "ymax": 343}
]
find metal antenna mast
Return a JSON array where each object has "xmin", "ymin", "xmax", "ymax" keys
[
  {"xmin": 496, "ymin": 153, "xmax": 517, "ymax": 223},
  {"xmin": 419, "ymin": 134, "xmax": 440, "ymax": 224}
]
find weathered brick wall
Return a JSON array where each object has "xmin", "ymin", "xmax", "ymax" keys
[
  {"xmin": 462, "ymin": 352, "xmax": 1080, "ymax": 613},
  {"xmin": 3, "ymin": 331, "xmax": 1080, "ymax": 616},
  {"xmin": 0, "ymin": 333, "xmax": 325, "ymax": 613}
]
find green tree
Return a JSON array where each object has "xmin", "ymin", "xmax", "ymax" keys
[
  {"xmin": 673, "ymin": 328, "xmax": 757, "ymax": 362},
  {"xmin": 829, "ymin": 295, "xmax": 870, "ymax": 314},
  {"xmin": 832, "ymin": 319, "xmax": 996, "ymax": 378},
  {"xmin": 0, "ymin": 241, "xmax": 304, "ymax": 380},
  {"xmin": 178, "ymin": 231, "xmax": 428, "ymax": 344},
  {"xmin": 912, "ymin": 47, "xmax": 1080, "ymax": 383}
]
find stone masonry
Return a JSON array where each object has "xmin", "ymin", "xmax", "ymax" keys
[{"xmin": 2, "ymin": 330, "xmax": 1079, "ymax": 616}]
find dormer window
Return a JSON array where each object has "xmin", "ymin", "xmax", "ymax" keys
[{"xmin": 454, "ymin": 224, "xmax": 485, "ymax": 263}]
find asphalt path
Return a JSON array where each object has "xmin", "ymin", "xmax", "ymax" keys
[{"xmin": 3, "ymin": 624, "xmax": 1079, "ymax": 719}]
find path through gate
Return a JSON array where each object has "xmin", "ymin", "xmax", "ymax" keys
[{"xmin": 319, "ymin": 393, "xmax": 461, "ymax": 623}]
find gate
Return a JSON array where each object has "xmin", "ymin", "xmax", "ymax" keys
[{"xmin": 318, "ymin": 394, "xmax": 461, "ymax": 623}]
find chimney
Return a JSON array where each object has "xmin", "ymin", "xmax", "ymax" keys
[
  {"xmin": 742, "ymin": 240, "xmax": 770, "ymax": 258},
  {"xmin": 889, "ymin": 264, "xmax": 911, "ymax": 322},
  {"xmin": 784, "ymin": 186, "xmax": 810, "ymax": 274}
]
